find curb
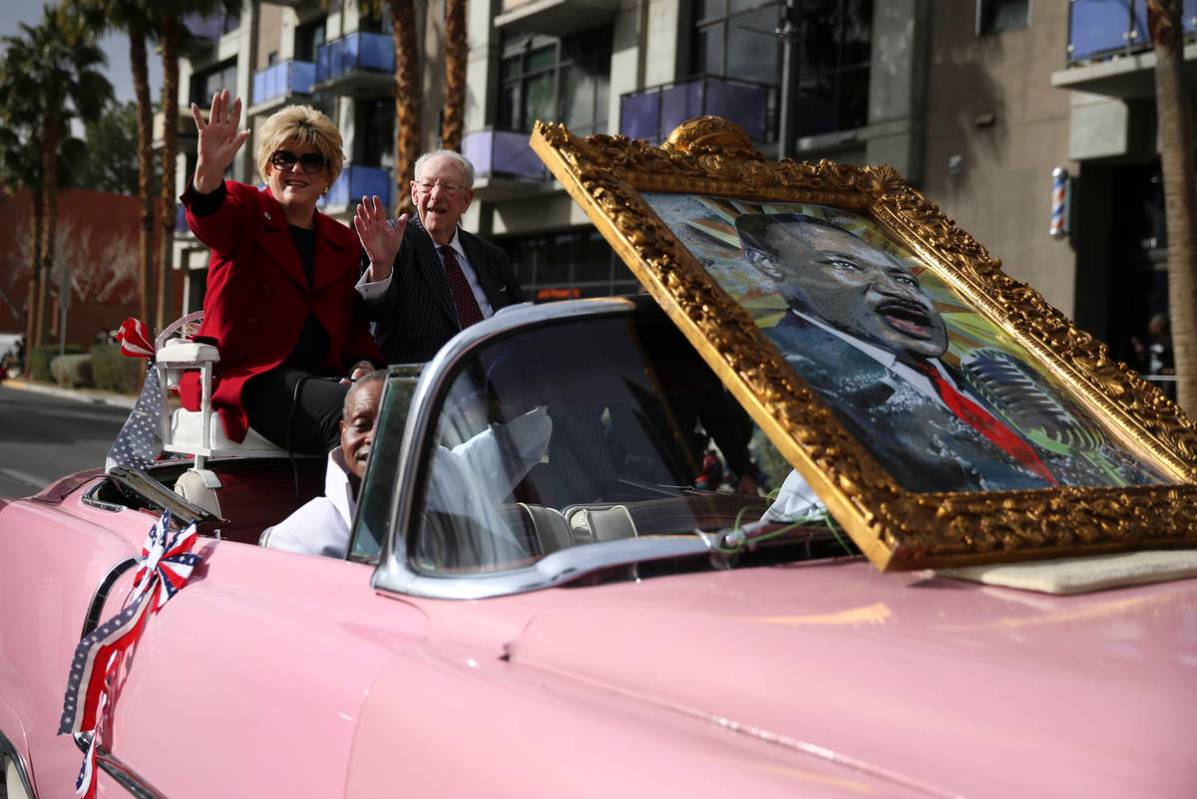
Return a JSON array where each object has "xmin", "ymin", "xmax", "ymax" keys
[{"xmin": 1, "ymin": 378, "xmax": 137, "ymax": 410}]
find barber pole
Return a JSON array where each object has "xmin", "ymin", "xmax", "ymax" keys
[{"xmin": 1049, "ymin": 167, "xmax": 1070, "ymax": 239}]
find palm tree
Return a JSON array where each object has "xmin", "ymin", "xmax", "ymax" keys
[
  {"xmin": 1147, "ymin": 0, "xmax": 1197, "ymax": 415},
  {"xmin": 441, "ymin": 0, "xmax": 467, "ymax": 151},
  {"xmin": 69, "ymin": 0, "xmax": 156, "ymax": 332},
  {"xmin": 155, "ymin": 0, "xmax": 242, "ymax": 332},
  {"xmin": 0, "ymin": 127, "xmax": 46, "ymax": 349},
  {"xmin": 355, "ymin": 0, "xmax": 423, "ymax": 215},
  {"xmin": 0, "ymin": 7, "xmax": 111, "ymax": 349}
]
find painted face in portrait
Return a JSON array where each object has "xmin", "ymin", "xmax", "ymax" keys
[
  {"xmin": 341, "ymin": 379, "xmax": 383, "ymax": 481},
  {"xmin": 745, "ymin": 217, "xmax": 949, "ymax": 360},
  {"xmin": 411, "ymin": 154, "xmax": 475, "ymax": 245}
]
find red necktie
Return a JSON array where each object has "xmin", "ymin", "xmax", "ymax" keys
[
  {"xmin": 440, "ymin": 246, "xmax": 484, "ymax": 328},
  {"xmin": 915, "ymin": 361, "xmax": 1059, "ymax": 485}
]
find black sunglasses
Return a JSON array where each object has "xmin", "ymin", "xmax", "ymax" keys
[{"xmin": 270, "ymin": 149, "xmax": 328, "ymax": 174}]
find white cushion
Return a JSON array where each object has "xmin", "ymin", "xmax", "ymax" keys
[
  {"xmin": 167, "ymin": 408, "xmax": 286, "ymax": 457},
  {"xmin": 157, "ymin": 342, "xmax": 220, "ymax": 365},
  {"xmin": 935, "ymin": 550, "xmax": 1197, "ymax": 595}
]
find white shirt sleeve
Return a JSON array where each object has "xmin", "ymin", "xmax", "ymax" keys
[{"xmin": 356, "ymin": 268, "xmax": 391, "ymax": 301}]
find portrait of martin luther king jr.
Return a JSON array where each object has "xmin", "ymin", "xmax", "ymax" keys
[{"xmin": 734, "ymin": 211, "xmax": 1164, "ymax": 493}]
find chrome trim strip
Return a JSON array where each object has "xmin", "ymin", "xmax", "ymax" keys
[
  {"xmin": 82, "ymin": 482, "xmax": 125, "ymax": 513},
  {"xmin": 73, "ymin": 733, "xmax": 166, "ymax": 799},
  {"xmin": 378, "ymin": 536, "xmax": 712, "ymax": 600},
  {"xmin": 369, "ymin": 296, "xmax": 720, "ymax": 600},
  {"xmin": 0, "ymin": 729, "xmax": 37, "ymax": 799},
  {"xmin": 81, "ymin": 558, "xmax": 139, "ymax": 638}
]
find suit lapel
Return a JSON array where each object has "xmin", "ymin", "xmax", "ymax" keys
[
  {"xmin": 256, "ymin": 190, "xmax": 308, "ymax": 290},
  {"xmin": 411, "ymin": 221, "xmax": 459, "ymax": 326}
]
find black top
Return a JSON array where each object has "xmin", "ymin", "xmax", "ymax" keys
[{"xmin": 283, "ymin": 224, "xmax": 330, "ymax": 370}]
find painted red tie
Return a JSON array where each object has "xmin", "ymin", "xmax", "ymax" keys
[
  {"xmin": 441, "ymin": 246, "xmax": 484, "ymax": 328},
  {"xmin": 915, "ymin": 361, "xmax": 1059, "ymax": 485}
]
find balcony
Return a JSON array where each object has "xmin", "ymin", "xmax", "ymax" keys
[
  {"xmin": 321, "ymin": 164, "xmax": 393, "ymax": 213},
  {"xmin": 313, "ymin": 32, "xmax": 395, "ymax": 97},
  {"xmin": 620, "ymin": 76, "xmax": 773, "ymax": 144},
  {"xmin": 1054, "ymin": 0, "xmax": 1197, "ymax": 97},
  {"xmin": 182, "ymin": 12, "xmax": 239, "ymax": 54},
  {"xmin": 250, "ymin": 60, "xmax": 316, "ymax": 115},
  {"xmin": 494, "ymin": 0, "xmax": 619, "ymax": 37},
  {"xmin": 462, "ymin": 129, "xmax": 555, "ymax": 200}
]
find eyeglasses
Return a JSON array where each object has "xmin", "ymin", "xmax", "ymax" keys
[
  {"xmin": 270, "ymin": 150, "xmax": 328, "ymax": 174},
  {"xmin": 415, "ymin": 179, "xmax": 467, "ymax": 195}
]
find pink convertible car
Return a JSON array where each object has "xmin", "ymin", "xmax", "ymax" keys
[{"xmin": 1, "ymin": 296, "xmax": 1194, "ymax": 798}]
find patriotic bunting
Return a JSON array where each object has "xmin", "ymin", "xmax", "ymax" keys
[
  {"xmin": 58, "ymin": 511, "xmax": 201, "ymax": 799},
  {"xmin": 115, "ymin": 317, "xmax": 155, "ymax": 360}
]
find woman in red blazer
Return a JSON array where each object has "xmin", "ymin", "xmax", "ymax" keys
[{"xmin": 179, "ymin": 90, "xmax": 383, "ymax": 454}]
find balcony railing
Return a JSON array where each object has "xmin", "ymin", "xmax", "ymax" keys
[
  {"xmin": 619, "ymin": 76, "xmax": 774, "ymax": 144},
  {"xmin": 182, "ymin": 12, "xmax": 239, "ymax": 42},
  {"xmin": 315, "ymin": 32, "xmax": 395, "ymax": 84},
  {"xmin": 321, "ymin": 164, "xmax": 392, "ymax": 211},
  {"xmin": 462, "ymin": 129, "xmax": 548, "ymax": 182},
  {"xmin": 1067, "ymin": 0, "xmax": 1197, "ymax": 64},
  {"xmin": 253, "ymin": 60, "xmax": 316, "ymax": 106}
]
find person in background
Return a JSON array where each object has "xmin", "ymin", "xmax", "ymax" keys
[
  {"xmin": 180, "ymin": 90, "xmax": 381, "ymax": 454},
  {"xmin": 353, "ymin": 150, "xmax": 525, "ymax": 363}
]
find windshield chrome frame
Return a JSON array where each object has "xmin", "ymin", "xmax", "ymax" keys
[{"xmin": 369, "ymin": 296, "xmax": 713, "ymax": 600}]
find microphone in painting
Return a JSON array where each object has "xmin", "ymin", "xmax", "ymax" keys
[{"xmin": 960, "ymin": 347, "xmax": 1105, "ymax": 455}]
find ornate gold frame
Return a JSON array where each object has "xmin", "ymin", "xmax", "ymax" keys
[{"xmin": 530, "ymin": 117, "xmax": 1197, "ymax": 572}]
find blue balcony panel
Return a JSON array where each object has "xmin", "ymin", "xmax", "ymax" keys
[
  {"xmin": 463, "ymin": 129, "xmax": 548, "ymax": 181},
  {"xmin": 620, "ymin": 76, "xmax": 773, "ymax": 145},
  {"xmin": 1066, "ymin": 0, "xmax": 1197, "ymax": 64},
  {"xmin": 315, "ymin": 32, "xmax": 395, "ymax": 95},
  {"xmin": 252, "ymin": 60, "xmax": 316, "ymax": 107},
  {"xmin": 182, "ymin": 12, "xmax": 238, "ymax": 42},
  {"xmin": 323, "ymin": 165, "xmax": 392, "ymax": 211}
]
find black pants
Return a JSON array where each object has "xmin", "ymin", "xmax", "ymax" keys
[{"xmin": 241, "ymin": 367, "xmax": 348, "ymax": 455}]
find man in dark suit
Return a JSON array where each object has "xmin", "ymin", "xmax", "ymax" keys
[
  {"xmin": 736, "ymin": 212, "xmax": 1162, "ymax": 493},
  {"xmin": 354, "ymin": 150, "xmax": 525, "ymax": 364}
]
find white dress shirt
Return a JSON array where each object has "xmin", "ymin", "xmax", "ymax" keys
[
  {"xmin": 260, "ymin": 449, "xmax": 357, "ymax": 558},
  {"xmin": 357, "ymin": 227, "xmax": 495, "ymax": 318}
]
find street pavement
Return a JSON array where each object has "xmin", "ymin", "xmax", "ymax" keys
[{"xmin": 0, "ymin": 384, "xmax": 129, "ymax": 499}]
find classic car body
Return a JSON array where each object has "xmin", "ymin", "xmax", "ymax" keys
[{"xmin": 1, "ymin": 296, "xmax": 1195, "ymax": 799}]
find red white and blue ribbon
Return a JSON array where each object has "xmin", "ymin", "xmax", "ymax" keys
[
  {"xmin": 115, "ymin": 317, "xmax": 155, "ymax": 360},
  {"xmin": 1049, "ymin": 167, "xmax": 1070, "ymax": 239},
  {"xmin": 132, "ymin": 510, "xmax": 201, "ymax": 611},
  {"xmin": 58, "ymin": 511, "xmax": 201, "ymax": 798}
]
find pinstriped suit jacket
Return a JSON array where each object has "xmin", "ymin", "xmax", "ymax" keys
[{"xmin": 362, "ymin": 219, "xmax": 526, "ymax": 364}]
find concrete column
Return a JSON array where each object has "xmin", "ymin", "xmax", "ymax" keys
[{"xmin": 864, "ymin": 0, "xmax": 928, "ymax": 181}]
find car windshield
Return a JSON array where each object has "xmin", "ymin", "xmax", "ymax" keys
[{"xmin": 401, "ymin": 310, "xmax": 810, "ymax": 576}]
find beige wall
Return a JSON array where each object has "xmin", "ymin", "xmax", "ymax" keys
[{"xmin": 920, "ymin": 2, "xmax": 1077, "ymax": 316}]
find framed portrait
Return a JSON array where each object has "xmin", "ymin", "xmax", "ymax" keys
[{"xmin": 530, "ymin": 117, "xmax": 1197, "ymax": 571}]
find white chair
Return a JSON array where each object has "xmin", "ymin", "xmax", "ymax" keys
[{"xmin": 155, "ymin": 312, "xmax": 287, "ymax": 515}]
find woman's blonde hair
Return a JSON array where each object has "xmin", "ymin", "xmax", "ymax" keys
[{"xmin": 255, "ymin": 105, "xmax": 345, "ymax": 186}]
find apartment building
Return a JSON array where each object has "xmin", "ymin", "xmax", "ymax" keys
[{"xmin": 165, "ymin": 1, "xmax": 1188, "ymax": 366}]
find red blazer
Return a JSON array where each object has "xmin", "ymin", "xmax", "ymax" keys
[{"xmin": 179, "ymin": 181, "xmax": 381, "ymax": 443}]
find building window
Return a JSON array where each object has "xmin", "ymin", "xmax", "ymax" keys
[
  {"xmin": 190, "ymin": 59, "xmax": 238, "ymax": 106},
  {"xmin": 977, "ymin": 0, "xmax": 1029, "ymax": 35},
  {"xmin": 495, "ymin": 228, "xmax": 634, "ymax": 299},
  {"xmin": 499, "ymin": 27, "xmax": 612, "ymax": 136},
  {"xmin": 691, "ymin": 0, "xmax": 872, "ymax": 137},
  {"xmin": 354, "ymin": 98, "xmax": 394, "ymax": 167},
  {"xmin": 295, "ymin": 17, "xmax": 327, "ymax": 62}
]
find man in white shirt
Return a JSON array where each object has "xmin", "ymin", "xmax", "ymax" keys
[
  {"xmin": 353, "ymin": 150, "xmax": 525, "ymax": 364},
  {"xmin": 262, "ymin": 370, "xmax": 553, "ymax": 561}
]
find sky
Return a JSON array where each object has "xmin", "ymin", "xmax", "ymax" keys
[{"xmin": 1, "ymin": 0, "xmax": 165, "ymax": 106}]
